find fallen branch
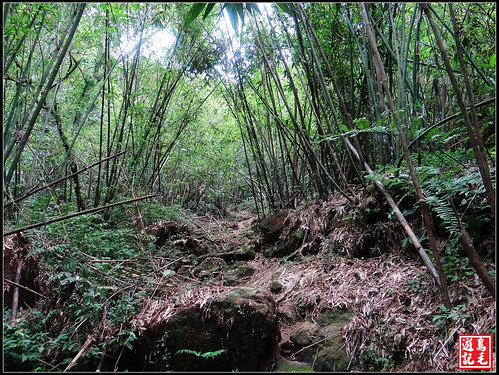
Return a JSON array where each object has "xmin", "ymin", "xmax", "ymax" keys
[
  {"xmin": 343, "ymin": 136, "xmax": 442, "ymax": 289},
  {"xmin": 3, "ymin": 194, "xmax": 156, "ymax": 236},
  {"xmin": 63, "ymin": 334, "xmax": 95, "ymax": 372},
  {"xmin": 4, "ymin": 278, "xmax": 47, "ymax": 299},
  {"xmin": 3, "ymin": 151, "xmax": 125, "ymax": 209},
  {"xmin": 449, "ymin": 198, "xmax": 495, "ymax": 299},
  {"xmin": 293, "ymin": 331, "xmax": 341, "ymax": 356}
]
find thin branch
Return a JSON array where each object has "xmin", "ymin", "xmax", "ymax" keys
[
  {"xmin": 4, "ymin": 278, "xmax": 47, "ymax": 299},
  {"xmin": 4, "ymin": 194, "xmax": 156, "ymax": 236},
  {"xmin": 4, "ymin": 151, "xmax": 125, "ymax": 209}
]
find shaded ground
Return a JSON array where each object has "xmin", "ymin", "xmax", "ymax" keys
[
  {"xmin": 3, "ymin": 192, "xmax": 496, "ymax": 372},
  {"xmin": 132, "ymin": 193, "xmax": 496, "ymax": 372}
]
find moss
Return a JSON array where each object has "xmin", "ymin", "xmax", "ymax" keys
[
  {"xmin": 270, "ymin": 281, "xmax": 283, "ymax": 294},
  {"xmin": 315, "ymin": 307, "xmax": 352, "ymax": 327},
  {"xmin": 236, "ymin": 263, "xmax": 255, "ymax": 277},
  {"xmin": 273, "ymin": 359, "xmax": 314, "ymax": 372},
  {"xmin": 290, "ymin": 322, "xmax": 320, "ymax": 346},
  {"xmin": 315, "ymin": 336, "xmax": 351, "ymax": 371},
  {"xmin": 293, "ymin": 228, "xmax": 305, "ymax": 240}
]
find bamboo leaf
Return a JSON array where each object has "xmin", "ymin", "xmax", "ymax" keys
[
  {"xmin": 183, "ymin": 3, "xmax": 207, "ymax": 28},
  {"xmin": 224, "ymin": 3, "xmax": 241, "ymax": 31},
  {"xmin": 245, "ymin": 3, "xmax": 261, "ymax": 15},
  {"xmin": 276, "ymin": 3, "xmax": 294, "ymax": 16},
  {"xmin": 203, "ymin": 3, "xmax": 216, "ymax": 20}
]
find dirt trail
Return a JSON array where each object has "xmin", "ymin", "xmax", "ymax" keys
[{"xmin": 173, "ymin": 203, "xmax": 495, "ymax": 372}]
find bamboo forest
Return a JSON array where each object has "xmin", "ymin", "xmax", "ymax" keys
[{"xmin": 2, "ymin": 2, "xmax": 496, "ymax": 372}]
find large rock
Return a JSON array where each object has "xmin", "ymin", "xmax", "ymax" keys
[
  {"xmin": 290, "ymin": 322, "xmax": 320, "ymax": 346},
  {"xmin": 144, "ymin": 220, "xmax": 190, "ymax": 248},
  {"xmin": 291, "ymin": 308, "xmax": 352, "ymax": 372},
  {"xmin": 141, "ymin": 287, "xmax": 280, "ymax": 371},
  {"xmin": 259, "ymin": 210, "xmax": 288, "ymax": 245}
]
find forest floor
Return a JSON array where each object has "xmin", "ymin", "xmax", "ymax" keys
[
  {"xmin": 135, "ymin": 194, "xmax": 496, "ymax": 372},
  {"xmin": 4, "ymin": 193, "xmax": 496, "ymax": 372}
]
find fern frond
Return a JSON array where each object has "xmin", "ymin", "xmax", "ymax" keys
[{"xmin": 423, "ymin": 195, "xmax": 459, "ymax": 235}]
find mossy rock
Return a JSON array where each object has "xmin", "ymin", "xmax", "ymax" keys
[
  {"xmin": 273, "ymin": 359, "xmax": 314, "ymax": 372},
  {"xmin": 192, "ymin": 257, "xmax": 227, "ymax": 279},
  {"xmin": 222, "ymin": 273, "xmax": 239, "ymax": 286},
  {"xmin": 236, "ymin": 263, "xmax": 256, "ymax": 278},
  {"xmin": 292, "ymin": 308, "xmax": 353, "ymax": 372},
  {"xmin": 270, "ymin": 281, "xmax": 283, "ymax": 294},
  {"xmin": 315, "ymin": 307, "xmax": 352, "ymax": 328},
  {"xmin": 142, "ymin": 287, "xmax": 280, "ymax": 371},
  {"xmin": 314, "ymin": 336, "xmax": 351, "ymax": 372},
  {"xmin": 290, "ymin": 322, "xmax": 320, "ymax": 346},
  {"xmin": 232, "ymin": 246, "xmax": 256, "ymax": 261},
  {"xmin": 260, "ymin": 210, "xmax": 289, "ymax": 244}
]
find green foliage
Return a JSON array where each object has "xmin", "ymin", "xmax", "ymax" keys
[
  {"xmin": 422, "ymin": 195, "xmax": 458, "ymax": 236},
  {"xmin": 55, "ymin": 215, "xmax": 141, "ymax": 258},
  {"xmin": 3, "ymin": 210, "xmax": 152, "ymax": 371},
  {"xmin": 432, "ymin": 304, "xmax": 471, "ymax": 331},
  {"xmin": 175, "ymin": 348, "xmax": 225, "ymax": 360},
  {"xmin": 134, "ymin": 202, "xmax": 185, "ymax": 226},
  {"xmin": 440, "ymin": 243, "xmax": 475, "ymax": 282},
  {"xmin": 362, "ymin": 349, "xmax": 391, "ymax": 372},
  {"xmin": 3, "ymin": 308, "xmax": 75, "ymax": 371},
  {"xmin": 2, "ymin": 3, "xmax": 496, "ymax": 371},
  {"xmin": 404, "ymin": 271, "xmax": 432, "ymax": 294},
  {"xmin": 183, "ymin": 2, "xmax": 260, "ymax": 31}
]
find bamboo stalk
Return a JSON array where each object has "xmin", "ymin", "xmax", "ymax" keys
[
  {"xmin": 9, "ymin": 260, "xmax": 24, "ymax": 323},
  {"xmin": 361, "ymin": 4, "xmax": 450, "ymax": 307},
  {"xmin": 4, "ymin": 4, "xmax": 86, "ymax": 187},
  {"xmin": 3, "ymin": 152, "xmax": 125, "ymax": 209},
  {"xmin": 3, "ymin": 194, "xmax": 155, "ymax": 236},
  {"xmin": 448, "ymin": 199, "xmax": 495, "ymax": 299}
]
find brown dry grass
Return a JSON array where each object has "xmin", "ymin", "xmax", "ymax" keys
[{"xmin": 130, "ymin": 194, "xmax": 495, "ymax": 372}]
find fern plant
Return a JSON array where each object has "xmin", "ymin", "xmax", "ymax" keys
[
  {"xmin": 175, "ymin": 348, "xmax": 225, "ymax": 359},
  {"xmin": 421, "ymin": 195, "xmax": 459, "ymax": 236}
]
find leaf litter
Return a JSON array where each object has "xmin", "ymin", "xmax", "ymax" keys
[{"xmin": 4, "ymin": 191, "xmax": 495, "ymax": 372}]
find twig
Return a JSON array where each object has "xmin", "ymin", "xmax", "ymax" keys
[
  {"xmin": 293, "ymin": 331, "xmax": 341, "ymax": 355},
  {"xmin": 190, "ymin": 217, "xmax": 219, "ymax": 247},
  {"xmin": 433, "ymin": 324, "xmax": 462, "ymax": 360},
  {"xmin": 4, "ymin": 151, "xmax": 125, "ymax": 208},
  {"xmin": 4, "ymin": 194, "xmax": 156, "ymax": 236},
  {"xmin": 4, "ymin": 278, "xmax": 47, "ymax": 298},
  {"xmin": 63, "ymin": 334, "xmax": 95, "ymax": 372}
]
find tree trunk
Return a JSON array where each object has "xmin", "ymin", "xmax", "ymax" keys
[
  {"xmin": 422, "ymin": 3, "xmax": 495, "ymax": 221},
  {"xmin": 361, "ymin": 3, "xmax": 451, "ymax": 308}
]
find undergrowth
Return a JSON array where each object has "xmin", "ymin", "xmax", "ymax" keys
[{"xmin": 3, "ymin": 203, "xmax": 170, "ymax": 371}]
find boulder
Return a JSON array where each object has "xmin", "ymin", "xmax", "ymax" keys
[
  {"xmin": 270, "ymin": 281, "xmax": 283, "ymax": 294},
  {"xmin": 291, "ymin": 308, "xmax": 352, "ymax": 372},
  {"xmin": 192, "ymin": 257, "xmax": 228, "ymax": 280},
  {"xmin": 235, "ymin": 262, "xmax": 255, "ymax": 278},
  {"xmin": 141, "ymin": 287, "xmax": 280, "ymax": 371},
  {"xmin": 144, "ymin": 220, "xmax": 190, "ymax": 248},
  {"xmin": 290, "ymin": 322, "xmax": 320, "ymax": 346},
  {"xmin": 259, "ymin": 210, "xmax": 288, "ymax": 245}
]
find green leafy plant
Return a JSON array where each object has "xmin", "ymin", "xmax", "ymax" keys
[
  {"xmin": 440, "ymin": 244, "xmax": 475, "ymax": 282},
  {"xmin": 432, "ymin": 304, "xmax": 471, "ymax": 330},
  {"xmin": 175, "ymin": 348, "xmax": 225, "ymax": 360}
]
